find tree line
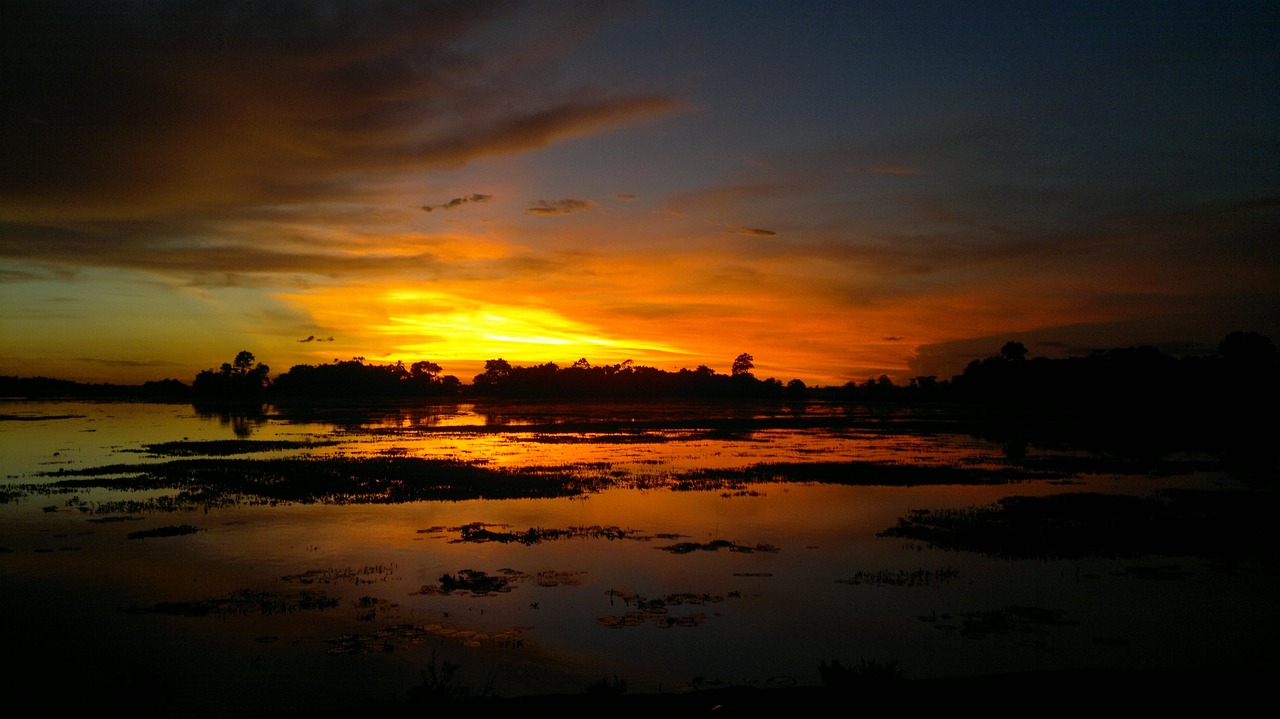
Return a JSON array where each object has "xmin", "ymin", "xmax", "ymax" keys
[
  {"xmin": 3, "ymin": 333, "xmax": 1276, "ymax": 413},
  {"xmin": 188, "ymin": 352, "xmax": 793, "ymax": 401}
]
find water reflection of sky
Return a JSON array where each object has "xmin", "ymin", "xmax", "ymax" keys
[{"xmin": 1, "ymin": 400, "xmax": 1273, "ymax": 717}]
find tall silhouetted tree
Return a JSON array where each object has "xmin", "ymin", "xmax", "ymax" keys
[
  {"xmin": 732, "ymin": 353, "xmax": 755, "ymax": 376},
  {"xmin": 193, "ymin": 350, "xmax": 270, "ymax": 399},
  {"xmin": 1000, "ymin": 341, "xmax": 1028, "ymax": 362}
]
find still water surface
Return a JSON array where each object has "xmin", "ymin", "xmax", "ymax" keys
[{"xmin": 0, "ymin": 399, "xmax": 1273, "ymax": 716}]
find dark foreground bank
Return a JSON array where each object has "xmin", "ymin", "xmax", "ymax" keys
[{"xmin": 264, "ymin": 667, "xmax": 1272, "ymax": 718}]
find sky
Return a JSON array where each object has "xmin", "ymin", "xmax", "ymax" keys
[{"xmin": 2, "ymin": 1, "xmax": 1277, "ymax": 387}]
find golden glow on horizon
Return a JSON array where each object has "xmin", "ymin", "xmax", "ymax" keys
[{"xmin": 280, "ymin": 284, "xmax": 693, "ymax": 370}]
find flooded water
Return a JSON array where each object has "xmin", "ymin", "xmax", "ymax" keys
[{"xmin": 1, "ymin": 399, "xmax": 1275, "ymax": 716}]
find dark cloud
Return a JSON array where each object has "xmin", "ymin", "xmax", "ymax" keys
[
  {"xmin": 0, "ymin": 3, "xmax": 685, "ymax": 223},
  {"xmin": 613, "ymin": 194, "xmax": 637, "ymax": 200},
  {"xmin": 298, "ymin": 335, "xmax": 335, "ymax": 343},
  {"xmin": 726, "ymin": 227, "xmax": 778, "ymax": 238},
  {"xmin": 525, "ymin": 198, "xmax": 596, "ymax": 216},
  {"xmin": 883, "ymin": 336, "xmax": 903, "ymax": 342},
  {"xmin": 420, "ymin": 194, "xmax": 493, "ymax": 212}
]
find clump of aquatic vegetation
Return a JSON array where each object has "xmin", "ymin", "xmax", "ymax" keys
[
  {"xmin": 880, "ymin": 489, "xmax": 1280, "ymax": 561},
  {"xmin": 330, "ymin": 624, "xmax": 529, "ymax": 656},
  {"xmin": 411, "ymin": 567, "xmax": 586, "ymax": 597},
  {"xmin": 438, "ymin": 569, "xmax": 517, "ymax": 595},
  {"xmin": 446, "ymin": 522, "xmax": 651, "ymax": 545},
  {"xmin": 353, "ymin": 595, "xmax": 399, "ymax": 622},
  {"xmin": 129, "ymin": 589, "xmax": 339, "ymax": 617},
  {"xmin": 818, "ymin": 658, "xmax": 906, "ymax": 689},
  {"xmin": 657, "ymin": 538, "xmax": 780, "ymax": 554},
  {"xmin": 131, "ymin": 439, "xmax": 337, "ymax": 456},
  {"xmin": 677, "ymin": 460, "xmax": 1064, "ymax": 490},
  {"xmin": 919, "ymin": 605, "xmax": 1077, "ymax": 640},
  {"xmin": 30, "ymin": 457, "xmax": 612, "ymax": 512},
  {"xmin": 597, "ymin": 588, "xmax": 739, "ymax": 629},
  {"xmin": 583, "ymin": 675, "xmax": 628, "ymax": 696},
  {"xmin": 836, "ymin": 567, "xmax": 959, "ymax": 587},
  {"xmin": 127, "ymin": 524, "xmax": 200, "ymax": 540},
  {"xmin": 280, "ymin": 564, "xmax": 397, "ymax": 585},
  {"xmin": 405, "ymin": 651, "xmax": 499, "ymax": 705},
  {"xmin": 12, "ymin": 453, "xmax": 1078, "ymax": 515}
]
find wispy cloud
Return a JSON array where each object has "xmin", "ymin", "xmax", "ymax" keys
[
  {"xmin": 298, "ymin": 335, "xmax": 335, "ymax": 343},
  {"xmin": 525, "ymin": 198, "xmax": 596, "ymax": 216},
  {"xmin": 726, "ymin": 227, "xmax": 778, "ymax": 238},
  {"xmin": 420, "ymin": 194, "xmax": 492, "ymax": 212}
]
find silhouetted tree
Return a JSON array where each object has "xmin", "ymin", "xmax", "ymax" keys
[
  {"xmin": 193, "ymin": 350, "xmax": 270, "ymax": 399},
  {"xmin": 731, "ymin": 353, "xmax": 755, "ymax": 377},
  {"xmin": 409, "ymin": 361, "xmax": 442, "ymax": 379},
  {"xmin": 1000, "ymin": 341, "xmax": 1029, "ymax": 362},
  {"xmin": 1219, "ymin": 331, "xmax": 1279, "ymax": 371}
]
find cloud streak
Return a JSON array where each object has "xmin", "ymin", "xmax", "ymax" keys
[
  {"xmin": 525, "ymin": 199, "xmax": 597, "ymax": 216},
  {"xmin": 726, "ymin": 227, "xmax": 778, "ymax": 238},
  {"xmin": 420, "ymin": 194, "xmax": 493, "ymax": 212}
]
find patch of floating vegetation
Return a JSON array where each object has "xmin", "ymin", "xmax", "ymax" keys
[
  {"xmin": 879, "ymin": 489, "xmax": 1280, "ymax": 562},
  {"xmin": 129, "ymin": 589, "xmax": 339, "ymax": 617},
  {"xmin": 354, "ymin": 595, "xmax": 399, "ymax": 622},
  {"xmin": 525, "ymin": 431, "xmax": 692, "ymax": 444},
  {"xmin": 11, "ymin": 454, "xmax": 1082, "ymax": 511},
  {"xmin": 443, "ymin": 522, "xmax": 660, "ymax": 545},
  {"xmin": 657, "ymin": 539, "xmax": 780, "ymax": 554},
  {"xmin": 410, "ymin": 567, "xmax": 586, "ymax": 597},
  {"xmin": 413, "ymin": 569, "xmax": 526, "ymax": 596},
  {"xmin": 533, "ymin": 570, "xmax": 586, "ymax": 587},
  {"xmin": 131, "ymin": 439, "xmax": 338, "ymax": 457},
  {"xmin": 919, "ymin": 606, "xmax": 1077, "ymax": 640},
  {"xmin": 597, "ymin": 589, "xmax": 739, "ymax": 629},
  {"xmin": 328, "ymin": 623, "xmax": 531, "ymax": 654},
  {"xmin": 836, "ymin": 567, "xmax": 960, "ymax": 587},
  {"xmin": 676, "ymin": 460, "xmax": 1060, "ymax": 491},
  {"xmin": 29, "ymin": 457, "xmax": 609, "ymax": 512},
  {"xmin": 0, "ymin": 413, "xmax": 82, "ymax": 421},
  {"xmin": 280, "ymin": 564, "xmax": 397, "ymax": 585},
  {"xmin": 127, "ymin": 524, "xmax": 200, "ymax": 540}
]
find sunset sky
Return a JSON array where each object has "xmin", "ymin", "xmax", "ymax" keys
[{"xmin": 2, "ymin": 1, "xmax": 1276, "ymax": 387}]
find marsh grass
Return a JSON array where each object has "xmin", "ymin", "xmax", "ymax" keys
[
  {"xmin": 407, "ymin": 651, "xmax": 498, "ymax": 705},
  {"xmin": 836, "ymin": 567, "xmax": 959, "ymax": 587},
  {"xmin": 126, "ymin": 524, "xmax": 199, "ymax": 539},
  {"xmin": 132, "ymin": 439, "xmax": 338, "ymax": 456},
  {"xmin": 33, "ymin": 457, "xmax": 607, "ymax": 511},
  {"xmin": 880, "ymin": 489, "xmax": 1280, "ymax": 561},
  {"xmin": 131, "ymin": 588, "xmax": 340, "ymax": 617},
  {"xmin": 18, "ymin": 453, "xmax": 1088, "ymax": 513}
]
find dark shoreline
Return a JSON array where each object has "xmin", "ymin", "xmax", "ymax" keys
[{"xmin": 262, "ymin": 667, "xmax": 1274, "ymax": 717}]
